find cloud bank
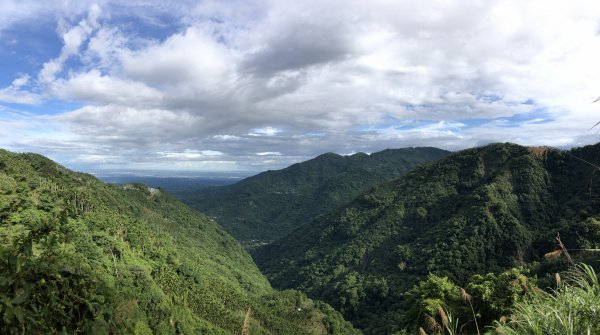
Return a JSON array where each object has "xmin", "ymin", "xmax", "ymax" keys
[{"xmin": 1, "ymin": 0, "xmax": 599, "ymax": 172}]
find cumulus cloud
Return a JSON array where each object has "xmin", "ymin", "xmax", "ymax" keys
[
  {"xmin": 39, "ymin": 4, "xmax": 102, "ymax": 83},
  {"xmin": 52, "ymin": 70, "xmax": 164, "ymax": 106},
  {"xmin": 57, "ymin": 105, "xmax": 203, "ymax": 147},
  {"xmin": 1, "ymin": 0, "xmax": 600, "ymax": 172},
  {"xmin": 0, "ymin": 75, "xmax": 40, "ymax": 104}
]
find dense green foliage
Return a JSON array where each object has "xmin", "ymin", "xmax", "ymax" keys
[
  {"xmin": 0, "ymin": 149, "xmax": 359, "ymax": 334},
  {"xmin": 397, "ymin": 267, "xmax": 532, "ymax": 334},
  {"xmin": 180, "ymin": 147, "xmax": 449, "ymax": 245},
  {"xmin": 391, "ymin": 263, "xmax": 600, "ymax": 335},
  {"xmin": 254, "ymin": 143, "xmax": 600, "ymax": 333}
]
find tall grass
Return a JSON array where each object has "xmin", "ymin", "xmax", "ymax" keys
[
  {"xmin": 496, "ymin": 264, "xmax": 600, "ymax": 335},
  {"xmin": 460, "ymin": 287, "xmax": 480, "ymax": 335},
  {"xmin": 242, "ymin": 308, "xmax": 252, "ymax": 335}
]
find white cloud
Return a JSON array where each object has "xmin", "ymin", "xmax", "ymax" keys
[
  {"xmin": 52, "ymin": 70, "xmax": 163, "ymax": 106},
  {"xmin": 75, "ymin": 154, "xmax": 121, "ymax": 163},
  {"xmin": 256, "ymin": 152, "xmax": 282, "ymax": 156},
  {"xmin": 84, "ymin": 26, "xmax": 128, "ymax": 67},
  {"xmin": 0, "ymin": 0, "xmax": 47, "ymax": 32},
  {"xmin": 158, "ymin": 150, "xmax": 224, "ymax": 160},
  {"xmin": 120, "ymin": 27, "xmax": 234, "ymax": 86},
  {"xmin": 0, "ymin": 75, "xmax": 40, "ymax": 104},
  {"xmin": 213, "ymin": 135, "xmax": 241, "ymax": 141},
  {"xmin": 56, "ymin": 105, "xmax": 201, "ymax": 146},
  {"xmin": 11, "ymin": 74, "xmax": 29, "ymax": 88},
  {"xmin": 249, "ymin": 127, "xmax": 281, "ymax": 136},
  {"xmin": 39, "ymin": 4, "xmax": 102, "ymax": 83},
  {"xmin": 0, "ymin": 89, "xmax": 40, "ymax": 104}
]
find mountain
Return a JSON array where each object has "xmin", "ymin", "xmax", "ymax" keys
[
  {"xmin": 179, "ymin": 147, "xmax": 450, "ymax": 245},
  {"xmin": 0, "ymin": 149, "xmax": 359, "ymax": 334},
  {"xmin": 254, "ymin": 143, "xmax": 600, "ymax": 333}
]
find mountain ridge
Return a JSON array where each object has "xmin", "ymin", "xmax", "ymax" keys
[{"xmin": 180, "ymin": 147, "xmax": 450, "ymax": 245}]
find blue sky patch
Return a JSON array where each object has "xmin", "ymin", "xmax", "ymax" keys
[
  {"xmin": 460, "ymin": 109, "xmax": 554, "ymax": 128},
  {"xmin": 0, "ymin": 20, "xmax": 61, "ymax": 86},
  {"xmin": 1, "ymin": 100, "xmax": 83, "ymax": 115}
]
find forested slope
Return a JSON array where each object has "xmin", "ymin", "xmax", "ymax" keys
[
  {"xmin": 254, "ymin": 143, "xmax": 600, "ymax": 333},
  {"xmin": 180, "ymin": 147, "xmax": 449, "ymax": 245},
  {"xmin": 0, "ymin": 149, "xmax": 358, "ymax": 334}
]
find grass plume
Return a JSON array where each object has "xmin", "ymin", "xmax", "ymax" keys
[
  {"xmin": 459, "ymin": 287, "xmax": 480, "ymax": 335},
  {"xmin": 459, "ymin": 287, "xmax": 471, "ymax": 303},
  {"xmin": 242, "ymin": 308, "xmax": 252, "ymax": 335},
  {"xmin": 495, "ymin": 264, "xmax": 600, "ymax": 334},
  {"xmin": 424, "ymin": 314, "xmax": 442, "ymax": 334},
  {"xmin": 437, "ymin": 305, "xmax": 449, "ymax": 327},
  {"xmin": 544, "ymin": 250, "xmax": 562, "ymax": 260}
]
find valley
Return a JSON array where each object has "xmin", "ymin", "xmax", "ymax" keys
[{"xmin": 1, "ymin": 143, "xmax": 599, "ymax": 334}]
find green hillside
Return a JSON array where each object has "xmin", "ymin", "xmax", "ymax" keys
[
  {"xmin": 180, "ymin": 147, "xmax": 449, "ymax": 245},
  {"xmin": 0, "ymin": 149, "xmax": 359, "ymax": 334},
  {"xmin": 254, "ymin": 143, "xmax": 600, "ymax": 333}
]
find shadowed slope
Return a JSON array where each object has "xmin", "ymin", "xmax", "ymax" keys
[{"xmin": 254, "ymin": 143, "xmax": 600, "ymax": 333}]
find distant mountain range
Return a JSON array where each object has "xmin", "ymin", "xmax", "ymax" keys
[
  {"xmin": 98, "ymin": 175, "xmax": 240, "ymax": 194},
  {"xmin": 179, "ymin": 147, "xmax": 450, "ymax": 245}
]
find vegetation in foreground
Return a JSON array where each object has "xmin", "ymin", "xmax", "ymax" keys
[
  {"xmin": 496, "ymin": 263, "xmax": 600, "ymax": 335},
  {"xmin": 392, "ymin": 256, "xmax": 600, "ymax": 334}
]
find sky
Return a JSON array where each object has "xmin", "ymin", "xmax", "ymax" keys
[{"xmin": 1, "ymin": 0, "xmax": 599, "ymax": 174}]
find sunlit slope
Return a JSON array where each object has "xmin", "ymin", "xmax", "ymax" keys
[{"xmin": 0, "ymin": 149, "xmax": 359, "ymax": 334}]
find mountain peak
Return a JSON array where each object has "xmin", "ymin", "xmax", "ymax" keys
[{"xmin": 180, "ymin": 147, "xmax": 450, "ymax": 244}]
